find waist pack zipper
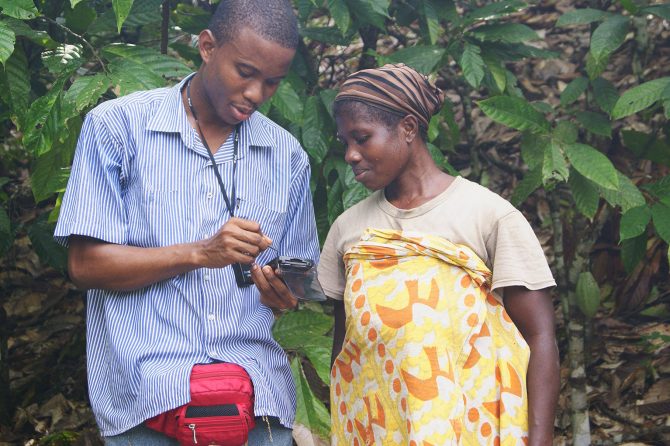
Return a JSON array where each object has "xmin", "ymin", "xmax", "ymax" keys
[{"xmin": 188, "ymin": 423, "xmax": 197, "ymax": 444}]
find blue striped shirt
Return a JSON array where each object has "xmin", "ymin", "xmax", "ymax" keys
[{"xmin": 54, "ymin": 75, "xmax": 320, "ymax": 436}]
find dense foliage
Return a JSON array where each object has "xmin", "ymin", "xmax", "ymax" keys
[{"xmin": 0, "ymin": 0, "xmax": 668, "ymax": 444}]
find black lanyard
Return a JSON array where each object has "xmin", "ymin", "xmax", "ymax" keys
[{"xmin": 186, "ymin": 76, "xmax": 240, "ymax": 217}]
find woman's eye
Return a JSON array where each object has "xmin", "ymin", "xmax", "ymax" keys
[{"xmin": 355, "ymin": 136, "xmax": 369, "ymax": 145}]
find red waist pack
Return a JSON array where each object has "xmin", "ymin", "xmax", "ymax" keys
[{"xmin": 145, "ymin": 362, "xmax": 255, "ymax": 446}]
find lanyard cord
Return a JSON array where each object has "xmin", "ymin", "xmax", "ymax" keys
[{"xmin": 186, "ymin": 76, "xmax": 240, "ymax": 217}]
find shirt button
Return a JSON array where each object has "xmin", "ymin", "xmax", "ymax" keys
[
  {"xmin": 207, "ymin": 192, "xmax": 213, "ymax": 199},
  {"xmin": 207, "ymin": 314, "xmax": 215, "ymax": 321},
  {"xmin": 204, "ymin": 274, "xmax": 210, "ymax": 281}
]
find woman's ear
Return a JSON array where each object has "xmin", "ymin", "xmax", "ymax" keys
[
  {"xmin": 401, "ymin": 115, "xmax": 419, "ymax": 143},
  {"xmin": 198, "ymin": 30, "xmax": 217, "ymax": 64}
]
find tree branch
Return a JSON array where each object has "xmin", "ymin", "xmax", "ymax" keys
[
  {"xmin": 161, "ymin": 0, "xmax": 170, "ymax": 55},
  {"xmin": 40, "ymin": 16, "xmax": 106, "ymax": 73}
]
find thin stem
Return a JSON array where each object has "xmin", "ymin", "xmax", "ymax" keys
[
  {"xmin": 41, "ymin": 16, "xmax": 106, "ymax": 73},
  {"xmin": 161, "ymin": 0, "xmax": 170, "ymax": 55}
]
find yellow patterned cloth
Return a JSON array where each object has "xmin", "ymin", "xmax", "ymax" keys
[{"xmin": 331, "ymin": 229, "xmax": 530, "ymax": 446}]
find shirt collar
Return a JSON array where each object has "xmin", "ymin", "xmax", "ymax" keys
[{"xmin": 146, "ymin": 73, "xmax": 275, "ymax": 150}]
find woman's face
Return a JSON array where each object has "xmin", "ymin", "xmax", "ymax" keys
[{"xmin": 335, "ymin": 111, "xmax": 410, "ymax": 191}]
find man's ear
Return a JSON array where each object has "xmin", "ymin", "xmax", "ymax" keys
[
  {"xmin": 401, "ymin": 115, "xmax": 419, "ymax": 143},
  {"xmin": 198, "ymin": 29, "xmax": 217, "ymax": 65}
]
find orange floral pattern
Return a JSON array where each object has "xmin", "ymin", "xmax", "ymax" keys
[{"xmin": 331, "ymin": 229, "xmax": 530, "ymax": 445}]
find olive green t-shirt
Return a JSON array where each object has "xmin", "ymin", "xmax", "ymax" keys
[{"xmin": 317, "ymin": 176, "xmax": 555, "ymax": 300}]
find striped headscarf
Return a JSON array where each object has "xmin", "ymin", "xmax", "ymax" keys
[{"xmin": 334, "ymin": 63, "xmax": 445, "ymax": 129}]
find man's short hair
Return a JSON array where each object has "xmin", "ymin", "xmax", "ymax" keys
[{"xmin": 209, "ymin": 0, "xmax": 299, "ymax": 50}]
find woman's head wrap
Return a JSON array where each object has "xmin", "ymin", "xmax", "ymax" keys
[{"xmin": 334, "ymin": 63, "xmax": 445, "ymax": 129}]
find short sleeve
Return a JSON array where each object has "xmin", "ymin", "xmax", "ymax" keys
[
  {"xmin": 276, "ymin": 151, "xmax": 320, "ymax": 263},
  {"xmin": 317, "ymin": 219, "xmax": 345, "ymax": 300},
  {"xmin": 54, "ymin": 113, "xmax": 128, "ymax": 247},
  {"xmin": 487, "ymin": 211, "xmax": 556, "ymax": 292}
]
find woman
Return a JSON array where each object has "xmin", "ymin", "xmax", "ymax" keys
[{"xmin": 318, "ymin": 64, "xmax": 559, "ymax": 446}]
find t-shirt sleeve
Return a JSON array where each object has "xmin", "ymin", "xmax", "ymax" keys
[
  {"xmin": 487, "ymin": 210, "xmax": 556, "ymax": 292},
  {"xmin": 53, "ymin": 112, "xmax": 128, "ymax": 247},
  {"xmin": 317, "ymin": 219, "xmax": 345, "ymax": 300}
]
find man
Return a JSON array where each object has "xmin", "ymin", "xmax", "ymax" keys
[{"xmin": 54, "ymin": 1, "xmax": 316, "ymax": 444}]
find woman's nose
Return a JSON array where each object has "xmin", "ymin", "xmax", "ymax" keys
[{"xmin": 344, "ymin": 145, "xmax": 361, "ymax": 164}]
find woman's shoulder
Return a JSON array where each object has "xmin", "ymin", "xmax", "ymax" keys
[{"xmin": 451, "ymin": 177, "xmax": 517, "ymax": 217}]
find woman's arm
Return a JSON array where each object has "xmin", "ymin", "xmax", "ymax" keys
[
  {"xmin": 331, "ymin": 299, "xmax": 346, "ymax": 367},
  {"xmin": 503, "ymin": 286, "xmax": 559, "ymax": 446}
]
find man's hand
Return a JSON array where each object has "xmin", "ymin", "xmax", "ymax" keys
[
  {"xmin": 251, "ymin": 263, "xmax": 298, "ymax": 315},
  {"xmin": 197, "ymin": 217, "xmax": 272, "ymax": 268}
]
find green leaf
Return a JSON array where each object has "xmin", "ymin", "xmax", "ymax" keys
[
  {"xmin": 291, "ymin": 358, "xmax": 331, "ymax": 439},
  {"xmin": 641, "ymin": 4, "xmax": 670, "ymax": 21},
  {"xmin": 70, "ymin": 0, "xmax": 86, "ymax": 7},
  {"xmin": 511, "ymin": 168, "xmax": 542, "ymax": 206},
  {"xmin": 427, "ymin": 142, "xmax": 457, "ymax": 175},
  {"xmin": 564, "ymin": 143, "xmax": 619, "ymax": 190},
  {"xmin": 542, "ymin": 139, "xmax": 569, "ymax": 185},
  {"xmin": 479, "ymin": 41, "xmax": 558, "ymax": 60},
  {"xmin": 300, "ymin": 27, "xmax": 351, "ymax": 45},
  {"xmin": 0, "ymin": 20, "xmax": 15, "ymax": 65},
  {"xmin": 4, "ymin": 46, "xmax": 29, "ymax": 125},
  {"xmin": 273, "ymin": 309, "xmax": 333, "ymax": 350},
  {"xmin": 64, "ymin": 74, "xmax": 110, "ymax": 113},
  {"xmin": 464, "ymin": 1, "xmax": 528, "ymax": 25},
  {"xmin": 642, "ymin": 176, "xmax": 670, "ymax": 203},
  {"xmin": 612, "ymin": 77, "xmax": 670, "ymax": 119},
  {"xmin": 343, "ymin": 181, "xmax": 370, "ymax": 209},
  {"xmin": 568, "ymin": 168, "xmax": 600, "ymax": 220},
  {"xmin": 171, "ymin": 4, "xmax": 210, "ymax": 35},
  {"xmin": 108, "ymin": 59, "xmax": 164, "ymax": 96},
  {"xmin": 385, "ymin": 45, "xmax": 446, "ymax": 74},
  {"xmin": 621, "ymin": 233, "xmax": 646, "ymax": 274},
  {"xmin": 22, "ymin": 77, "xmax": 68, "ymax": 156},
  {"xmin": 0, "ymin": 206, "xmax": 12, "ymax": 257},
  {"xmin": 575, "ymin": 110, "xmax": 611, "ymax": 137},
  {"xmin": 590, "ymin": 15, "xmax": 629, "ymax": 62},
  {"xmin": 112, "ymin": 0, "xmax": 134, "ymax": 33},
  {"xmin": 419, "ymin": 0, "xmax": 440, "ymax": 44},
  {"xmin": 478, "ymin": 96, "xmax": 550, "ymax": 133},
  {"xmin": 622, "ymin": 130, "xmax": 670, "ymax": 166},
  {"xmin": 556, "ymin": 8, "xmax": 610, "ymax": 27},
  {"xmin": 328, "ymin": 0, "xmax": 351, "ymax": 34},
  {"xmin": 346, "ymin": 0, "xmax": 389, "ymax": 30},
  {"xmin": 651, "ymin": 203, "xmax": 670, "ymax": 244},
  {"xmin": 103, "ymin": 43, "xmax": 191, "ymax": 79},
  {"xmin": 28, "ymin": 214, "xmax": 68, "ymax": 272},
  {"xmin": 576, "ymin": 271, "xmax": 600, "ymax": 318},
  {"xmin": 460, "ymin": 43, "xmax": 485, "ymax": 88},
  {"xmin": 41, "ymin": 44, "xmax": 83, "ymax": 75},
  {"xmin": 31, "ymin": 130, "xmax": 77, "ymax": 203},
  {"xmin": 520, "ymin": 132, "xmax": 547, "ymax": 170},
  {"xmin": 302, "ymin": 96, "xmax": 330, "ymax": 163},
  {"xmin": 64, "ymin": 2, "xmax": 97, "ymax": 35},
  {"xmin": 482, "ymin": 53, "xmax": 506, "ymax": 93},
  {"xmin": 469, "ymin": 23, "xmax": 539, "ymax": 43},
  {"xmin": 620, "ymin": 205, "xmax": 651, "ymax": 241},
  {"xmin": 320, "ymin": 89, "xmax": 338, "ymax": 119},
  {"xmin": 560, "ymin": 77, "xmax": 588, "ymax": 107},
  {"xmin": 553, "ymin": 120, "xmax": 578, "ymax": 144},
  {"xmin": 272, "ymin": 80, "xmax": 304, "ymax": 124},
  {"xmin": 599, "ymin": 171, "xmax": 645, "ymax": 213},
  {"xmin": 591, "ymin": 77, "xmax": 619, "ymax": 114},
  {"xmin": 2, "ymin": 16, "xmax": 56, "ymax": 48},
  {"xmin": 0, "ymin": 0, "xmax": 38, "ymax": 20},
  {"xmin": 585, "ymin": 51, "xmax": 608, "ymax": 80},
  {"xmin": 302, "ymin": 343, "xmax": 332, "ymax": 386}
]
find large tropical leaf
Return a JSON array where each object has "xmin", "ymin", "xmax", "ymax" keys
[
  {"xmin": 568, "ymin": 168, "xmax": 600, "ymax": 220},
  {"xmin": 599, "ymin": 171, "xmax": 645, "ymax": 213},
  {"xmin": 590, "ymin": 15, "xmax": 629, "ymax": 62},
  {"xmin": 641, "ymin": 4, "xmax": 670, "ymax": 21},
  {"xmin": 64, "ymin": 74, "xmax": 111, "ymax": 113},
  {"xmin": 560, "ymin": 77, "xmax": 588, "ymax": 106},
  {"xmin": 611, "ymin": 77, "xmax": 670, "ymax": 119},
  {"xmin": 591, "ymin": 77, "xmax": 619, "ymax": 114},
  {"xmin": 0, "ymin": 0, "xmax": 38, "ymax": 20},
  {"xmin": 22, "ymin": 77, "xmax": 68, "ymax": 156},
  {"xmin": 464, "ymin": 1, "xmax": 528, "ymax": 25},
  {"xmin": 273, "ymin": 309, "xmax": 333, "ymax": 350},
  {"xmin": 383, "ymin": 45, "xmax": 446, "ymax": 74},
  {"xmin": 511, "ymin": 168, "xmax": 542, "ymax": 206},
  {"xmin": 575, "ymin": 111, "xmax": 611, "ymax": 138},
  {"xmin": 328, "ymin": 0, "xmax": 351, "ymax": 35},
  {"xmin": 103, "ymin": 43, "xmax": 191, "ymax": 79},
  {"xmin": 302, "ymin": 96, "xmax": 331, "ymax": 163},
  {"xmin": 112, "ymin": 0, "xmax": 134, "ymax": 33},
  {"xmin": 460, "ymin": 42, "xmax": 485, "ymax": 88},
  {"xmin": 651, "ymin": 203, "xmax": 670, "ymax": 244},
  {"xmin": 542, "ymin": 138, "xmax": 569, "ymax": 185},
  {"xmin": 556, "ymin": 8, "xmax": 610, "ymax": 27},
  {"xmin": 272, "ymin": 81, "xmax": 304, "ymax": 124},
  {"xmin": 108, "ymin": 59, "xmax": 165, "ymax": 96},
  {"xmin": 291, "ymin": 358, "xmax": 331, "ymax": 440},
  {"xmin": 564, "ymin": 143, "xmax": 618, "ymax": 190},
  {"xmin": 619, "ymin": 205, "xmax": 651, "ymax": 242},
  {"xmin": 31, "ymin": 128, "xmax": 78, "ymax": 203},
  {"xmin": 0, "ymin": 206, "xmax": 12, "ymax": 257},
  {"xmin": 0, "ymin": 20, "xmax": 15, "ymax": 65},
  {"xmin": 478, "ymin": 96, "xmax": 550, "ymax": 133},
  {"xmin": 41, "ymin": 44, "xmax": 83, "ymax": 75},
  {"xmin": 27, "ymin": 215, "xmax": 68, "ymax": 272},
  {"xmin": 469, "ymin": 23, "xmax": 539, "ymax": 43},
  {"xmin": 4, "ymin": 46, "xmax": 29, "ymax": 124},
  {"xmin": 346, "ymin": 0, "xmax": 389, "ymax": 30}
]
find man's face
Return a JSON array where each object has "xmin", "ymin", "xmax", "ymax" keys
[{"xmin": 199, "ymin": 26, "xmax": 295, "ymax": 126}]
